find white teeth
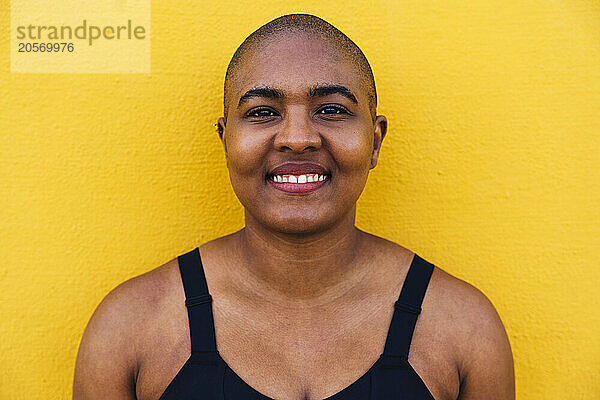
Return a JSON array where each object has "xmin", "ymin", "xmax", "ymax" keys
[{"xmin": 271, "ymin": 174, "xmax": 329, "ymax": 183}]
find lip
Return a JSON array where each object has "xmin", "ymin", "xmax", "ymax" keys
[
  {"xmin": 266, "ymin": 162, "xmax": 331, "ymax": 195},
  {"xmin": 267, "ymin": 176, "xmax": 329, "ymax": 194},
  {"xmin": 268, "ymin": 162, "xmax": 329, "ymax": 176}
]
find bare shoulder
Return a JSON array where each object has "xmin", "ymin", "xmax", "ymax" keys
[
  {"xmin": 428, "ymin": 266, "xmax": 507, "ymax": 337},
  {"xmin": 363, "ymin": 234, "xmax": 514, "ymax": 399},
  {"xmin": 73, "ymin": 256, "xmax": 182, "ymax": 399},
  {"xmin": 424, "ymin": 263, "xmax": 515, "ymax": 400},
  {"xmin": 85, "ymin": 256, "xmax": 181, "ymax": 335}
]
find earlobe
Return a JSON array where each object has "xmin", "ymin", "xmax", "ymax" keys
[{"xmin": 216, "ymin": 117, "xmax": 226, "ymax": 139}]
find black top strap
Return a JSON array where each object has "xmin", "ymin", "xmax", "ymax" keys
[
  {"xmin": 177, "ymin": 247, "xmax": 217, "ymax": 353},
  {"xmin": 382, "ymin": 254, "xmax": 434, "ymax": 363}
]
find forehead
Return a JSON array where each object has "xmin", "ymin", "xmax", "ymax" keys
[{"xmin": 230, "ymin": 34, "xmax": 366, "ymax": 102}]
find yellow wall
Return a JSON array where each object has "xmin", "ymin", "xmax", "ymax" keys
[{"xmin": 1, "ymin": 1, "xmax": 598, "ymax": 398}]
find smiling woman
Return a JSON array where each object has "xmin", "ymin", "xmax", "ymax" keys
[{"xmin": 72, "ymin": 13, "xmax": 515, "ymax": 400}]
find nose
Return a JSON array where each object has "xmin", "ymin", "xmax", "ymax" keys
[{"xmin": 273, "ymin": 106, "xmax": 322, "ymax": 152}]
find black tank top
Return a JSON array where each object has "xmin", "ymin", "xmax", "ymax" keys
[{"xmin": 159, "ymin": 247, "xmax": 436, "ymax": 399}]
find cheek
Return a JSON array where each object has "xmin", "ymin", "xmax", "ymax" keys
[
  {"xmin": 331, "ymin": 132, "xmax": 373, "ymax": 171},
  {"xmin": 226, "ymin": 132, "xmax": 269, "ymax": 177}
]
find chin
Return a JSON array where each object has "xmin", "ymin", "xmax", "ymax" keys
[{"xmin": 253, "ymin": 211, "xmax": 335, "ymax": 236}]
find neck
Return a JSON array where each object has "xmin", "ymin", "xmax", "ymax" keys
[{"xmin": 229, "ymin": 209, "xmax": 369, "ymax": 307}]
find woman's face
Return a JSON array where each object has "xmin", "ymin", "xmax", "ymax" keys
[{"xmin": 218, "ymin": 34, "xmax": 387, "ymax": 235}]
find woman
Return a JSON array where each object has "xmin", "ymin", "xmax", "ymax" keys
[{"xmin": 73, "ymin": 14, "xmax": 515, "ymax": 400}]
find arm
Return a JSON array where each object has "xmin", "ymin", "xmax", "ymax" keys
[
  {"xmin": 73, "ymin": 281, "xmax": 139, "ymax": 399},
  {"xmin": 455, "ymin": 284, "xmax": 515, "ymax": 400}
]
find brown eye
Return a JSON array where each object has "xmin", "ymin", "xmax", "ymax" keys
[
  {"xmin": 247, "ymin": 108, "xmax": 278, "ymax": 118},
  {"xmin": 318, "ymin": 105, "xmax": 349, "ymax": 115}
]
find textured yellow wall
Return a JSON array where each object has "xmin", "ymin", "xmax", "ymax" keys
[{"xmin": 1, "ymin": 1, "xmax": 599, "ymax": 399}]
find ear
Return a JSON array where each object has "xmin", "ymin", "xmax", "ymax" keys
[
  {"xmin": 216, "ymin": 117, "xmax": 228, "ymax": 162},
  {"xmin": 370, "ymin": 115, "xmax": 387, "ymax": 169}
]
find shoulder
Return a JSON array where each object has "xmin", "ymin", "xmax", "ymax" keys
[
  {"xmin": 427, "ymin": 265, "xmax": 511, "ymax": 354},
  {"xmin": 73, "ymin": 256, "xmax": 182, "ymax": 398},
  {"xmin": 88, "ymin": 256, "xmax": 181, "ymax": 334},
  {"xmin": 366, "ymin": 233, "xmax": 511, "ymax": 362},
  {"xmin": 364, "ymin": 234, "xmax": 514, "ymax": 398},
  {"xmin": 423, "ymin": 261, "xmax": 515, "ymax": 399},
  {"xmin": 427, "ymin": 265, "xmax": 505, "ymax": 332},
  {"xmin": 360, "ymin": 234, "xmax": 510, "ymax": 348}
]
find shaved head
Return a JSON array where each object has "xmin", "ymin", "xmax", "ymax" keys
[{"xmin": 223, "ymin": 13, "xmax": 377, "ymax": 122}]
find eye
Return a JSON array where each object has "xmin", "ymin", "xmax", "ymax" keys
[
  {"xmin": 246, "ymin": 107, "xmax": 278, "ymax": 118},
  {"xmin": 317, "ymin": 105, "xmax": 350, "ymax": 116}
]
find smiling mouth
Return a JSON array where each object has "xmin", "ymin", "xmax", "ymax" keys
[
  {"xmin": 268, "ymin": 173, "xmax": 329, "ymax": 183},
  {"xmin": 266, "ymin": 173, "xmax": 331, "ymax": 194}
]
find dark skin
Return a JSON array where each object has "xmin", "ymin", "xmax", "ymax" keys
[{"xmin": 73, "ymin": 33, "xmax": 515, "ymax": 400}]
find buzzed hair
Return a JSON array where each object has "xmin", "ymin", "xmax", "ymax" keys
[{"xmin": 223, "ymin": 13, "xmax": 377, "ymax": 122}]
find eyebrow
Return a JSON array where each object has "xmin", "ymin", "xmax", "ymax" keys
[
  {"xmin": 237, "ymin": 84, "xmax": 358, "ymax": 108},
  {"xmin": 308, "ymin": 84, "xmax": 358, "ymax": 104},
  {"xmin": 238, "ymin": 87, "xmax": 284, "ymax": 107}
]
